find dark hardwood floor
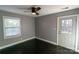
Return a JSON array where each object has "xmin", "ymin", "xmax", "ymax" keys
[
  {"xmin": 36, "ymin": 39, "xmax": 78, "ymax": 54},
  {"xmin": 0, "ymin": 39, "xmax": 78, "ymax": 54}
]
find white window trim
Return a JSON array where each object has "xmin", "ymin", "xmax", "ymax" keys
[{"xmin": 3, "ymin": 16, "xmax": 21, "ymax": 39}]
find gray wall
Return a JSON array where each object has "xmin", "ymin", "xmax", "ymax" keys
[
  {"xmin": 0, "ymin": 10, "xmax": 35, "ymax": 47},
  {"xmin": 35, "ymin": 8, "xmax": 79, "ymax": 44}
]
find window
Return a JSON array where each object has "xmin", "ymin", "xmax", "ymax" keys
[
  {"xmin": 61, "ymin": 19, "xmax": 72, "ymax": 34},
  {"xmin": 3, "ymin": 16, "xmax": 21, "ymax": 39}
]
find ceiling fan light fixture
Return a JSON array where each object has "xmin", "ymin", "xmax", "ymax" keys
[{"xmin": 32, "ymin": 12, "xmax": 36, "ymax": 15}]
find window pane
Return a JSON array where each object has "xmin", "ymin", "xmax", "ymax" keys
[
  {"xmin": 3, "ymin": 16, "xmax": 21, "ymax": 39},
  {"xmin": 5, "ymin": 27, "xmax": 21, "ymax": 36},
  {"xmin": 4, "ymin": 19, "xmax": 20, "ymax": 27},
  {"xmin": 61, "ymin": 19, "xmax": 72, "ymax": 33}
]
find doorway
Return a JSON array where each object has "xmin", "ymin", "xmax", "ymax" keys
[{"xmin": 57, "ymin": 15, "xmax": 77, "ymax": 50}]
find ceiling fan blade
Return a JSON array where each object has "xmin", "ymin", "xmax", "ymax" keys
[
  {"xmin": 36, "ymin": 7, "xmax": 41, "ymax": 11},
  {"xmin": 36, "ymin": 12, "xmax": 39, "ymax": 15},
  {"xmin": 24, "ymin": 11, "xmax": 31, "ymax": 13}
]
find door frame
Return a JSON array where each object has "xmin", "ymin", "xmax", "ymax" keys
[{"xmin": 57, "ymin": 14, "xmax": 79, "ymax": 52}]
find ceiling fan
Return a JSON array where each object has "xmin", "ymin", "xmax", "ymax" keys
[{"xmin": 20, "ymin": 6, "xmax": 41, "ymax": 15}]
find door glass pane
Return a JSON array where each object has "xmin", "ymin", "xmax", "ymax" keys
[{"xmin": 61, "ymin": 19, "xmax": 72, "ymax": 33}]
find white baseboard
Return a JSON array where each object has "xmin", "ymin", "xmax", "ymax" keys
[
  {"xmin": 75, "ymin": 49, "xmax": 79, "ymax": 53},
  {"xmin": 1, "ymin": 36, "xmax": 78, "ymax": 53},
  {"xmin": 0, "ymin": 37, "xmax": 35, "ymax": 49},
  {"xmin": 36, "ymin": 37, "xmax": 57, "ymax": 45}
]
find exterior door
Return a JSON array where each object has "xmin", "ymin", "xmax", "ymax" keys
[{"xmin": 58, "ymin": 16, "xmax": 77, "ymax": 50}]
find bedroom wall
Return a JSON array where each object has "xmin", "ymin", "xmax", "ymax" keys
[
  {"xmin": 35, "ymin": 8, "xmax": 79, "ymax": 44},
  {"xmin": 0, "ymin": 10, "xmax": 35, "ymax": 47}
]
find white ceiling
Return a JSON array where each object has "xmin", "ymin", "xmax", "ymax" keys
[{"xmin": 0, "ymin": 5, "xmax": 79, "ymax": 17}]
